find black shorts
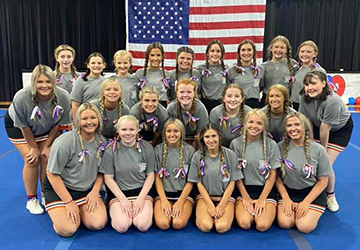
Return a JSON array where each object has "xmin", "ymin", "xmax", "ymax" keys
[
  {"xmin": 154, "ymin": 189, "xmax": 195, "ymax": 205},
  {"xmin": 43, "ymin": 177, "xmax": 93, "ymax": 212},
  {"xmin": 313, "ymin": 116, "xmax": 353, "ymax": 152},
  {"xmin": 279, "ymin": 185, "xmax": 326, "ymax": 214},
  {"xmin": 106, "ymin": 187, "xmax": 155, "ymax": 207},
  {"xmin": 233, "ymin": 185, "xmax": 278, "ymax": 206}
]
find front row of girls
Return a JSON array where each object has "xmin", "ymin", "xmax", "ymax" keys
[{"xmin": 42, "ymin": 100, "xmax": 332, "ymax": 236}]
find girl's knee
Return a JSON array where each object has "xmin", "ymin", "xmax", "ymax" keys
[
  {"xmin": 255, "ymin": 220, "xmax": 273, "ymax": 232},
  {"xmin": 84, "ymin": 216, "xmax": 107, "ymax": 231},
  {"xmin": 296, "ymin": 222, "xmax": 316, "ymax": 234},
  {"xmin": 237, "ymin": 217, "xmax": 252, "ymax": 230},
  {"xmin": 111, "ymin": 219, "xmax": 132, "ymax": 233},
  {"xmin": 277, "ymin": 217, "xmax": 294, "ymax": 229},
  {"xmin": 155, "ymin": 217, "xmax": 171, "ymax": 231},
  {"xmin": 172, "ymin": 217, "xmax": 188, "ymax": 230},
  {"xmin": 215, "ymin": 221, "xmax": 231, "ymax": 234},
  {"xmin": 134, "ymin": 220, "xmax": 152, "ymax": 232},
  {"xmin": 196, "ymin": 219, "xmax": 213, "ymax": 233},
  {"xmin": 54, "ymin": 223, "xmax": 79, "ymax": 237}
]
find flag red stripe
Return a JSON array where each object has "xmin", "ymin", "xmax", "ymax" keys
[
  {"xmin": 189, "ymin": 21, "xmax": 265, "ymax": 30},
  {"xmin": 189, "ymin": 36, "xmax": 264, "ymax": 45},
  {"xmin": 189, "ymin": 5, "xmax": 266, "ymax": 15}
]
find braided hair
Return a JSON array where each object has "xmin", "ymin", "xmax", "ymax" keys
[
  {"xmin": 175, "ymin": 46, "xmax": 195, "ymax": 81},
  {"xmin": 139, "ymin": 86, "xmax": 159, "ymax": 131},
  {"xmin": 265, "ymin": 84, "xmax": 291, "ymax": 126},
  {"xmin": 54, "ymin": 44, "xmax": 78, "ymax": 79},
  {"xmin": 143, "ymin": 42, "xmax": 166, "ymax": 79},
  {"xmin": 205, "ymin": 40, "xmax": 226, "ymax": 71},
  {"xmin": 175, "ymin": 79, "xmax": 198, "ymax": 129},
  {"xmin": 236, "ymin": 39, "xmax": 258, "ymax": 75}
]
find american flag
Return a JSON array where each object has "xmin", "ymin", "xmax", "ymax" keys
[{"xmin": 126, "ymin": 0, "xmax": 266, "ymax": 70}]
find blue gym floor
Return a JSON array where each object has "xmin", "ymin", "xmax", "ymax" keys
[{"xmin": 0, "ymin": 109, "xmax": 359, "ymax": 250}]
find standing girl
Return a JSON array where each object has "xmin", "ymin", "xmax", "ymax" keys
[
  {"xmin": 101, "ymin": 115, "xmax": 155, "ymax": 233},
  {"xmin": 135, "ymin": 42, "xmax": 170, "ymax": 107},
  {"xmin": 113, "ymin": 50, "xmax": 140, "ymax": 108},
  {"xmin": 299, "ymin": 71, "xmax": 353, "ymax": 212},
  {"xmin": 5, "ymin": 64, "xmax": 71, "ymax": 214},
  {"xmin": 91, "ymin": 78, "xmax": 130, "ymax": 139},
  {"xmin": 71, "ymin": 52, "xmax": 106, "ymax": 118},
  {"xmin": 154, "ymin": 118, "xmax": 195, "ymax": 230},
  {"xmin": 276, "ymin": 112, "xmax": 332, "ymax": 233},
  {"xmin": 197, "ymin": 40, "xmax": 229, "ymax": 113},
  {"xmin": 228, "ymin": 40, "xmax": 263, "ymax": 108},
  {"xmin": 230, "ymin": 109, "xmax": 280, "ymax": 232},
  {"xmin": 261, "ymin": 84, "xmax": 296, "ymax": 142},
  {"xmin": 54, "ymin": 44, "xmax": 80, "ymax": 94},
  {"xmin": 291, "ymin": 41, "xmax": 326, "ymax": 110},
  {"xmin": 260, "ymin": 35, "xmax": 298, "ymax": 107},
  {"xmin": 130, "ymin": 87, "xmax": 168, "ymax": 146},
  {"xmin": 210, "ymin": 84, "xmax": 252, "ymax": 147},
  {"xmin": 188, "ymin": 124, "xmax": 243, "ymax": 233},
  {"xmin": 44, "ymin": 103, "xmax": 107, "ymax": 237},
  {"xmin": 167, "ymin": 79, "xmax": 208, "ymax": 148},
  {"xmin": 168, "ymin": 46, "xmax": 201, "ymax": 101}
]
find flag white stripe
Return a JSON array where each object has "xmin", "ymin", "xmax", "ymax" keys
[
  {"xmin": 190, "ymin": 0, "xmax": 266, "ymax": 7},
  {"xmin": 190, "ymin": 28, "xmax": 265, "ymax": 38},
  {"xmin": 189, "ymin": 13, "xmax": 266, "ymax": 23}
]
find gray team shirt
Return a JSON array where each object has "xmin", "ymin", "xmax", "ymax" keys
[
  {"xmin": 114, "ymin": 75, "xmax": 140, "ymax": 108},
  {"xmin": 135, "ymin": 68, "xmax": 170, "ymax": 101},
  {"xmin": 188, "ymin": 147, "xmax": 243, "ymax": 196},
  {"xmin": 291, "ymin": 66, "xmax": 326, "ymax": 104},
  {"xmin": 91, "ymin": 100, "xmax": 130, "ymax": 139},
  {"xmin": 228, "ymin": 65, "xmax": 264, "ymax": 100},
  {"xmin": 155, "ymin": 142, "xmax": 195, "ymax": 193},
  {"xmin": 130, "ymin": 102, "xmax": 169, "ymax": 134},
  {"xmin": 260, "ymin": 105, "xmax": 296, "ymax": 143},
  {"xmin": 197, "ymin": 64, "xmax": 230, "ymax": 100},
  {"xmin": 278, "ymin": 140, "xmax": 333, "ymax": 189},
  {"xmin": 260, "ymin": 59, "xmax": 298, "ymax": 94},
  {"xmin": 47, "ymin": 131, "xmax": 106, "ymax": 191},
  {"xmin": 299, "ymin": 93, "xmax": 350, "ymax": 131},
  {"xmin": 54, "ymin": 71, "xmax": 80, "ymax": 94},
  {"xmin": 168, "ymin": 69, "xmax": 201, "ymax": 100},
  {"xmin": 230, "ymin": 135, "xmax": 281, "ymax": 186},
  {"xmin": 8, "ymin": 87, "xmax": 71, "ymax": 136},
  {"xmin": 100, "ymin": 140, "xmax": 155, "ymax": 191},
  {"xmin": 167, "ymin": 99, "xmax": 208, "ymax": 137},
  {"xmin": 71, "ymin": 75, "xmax": 105, "ymax": 103},
  {"xmin": 210, "ymin": 104, "xmax": 252, "ymax": 147}
]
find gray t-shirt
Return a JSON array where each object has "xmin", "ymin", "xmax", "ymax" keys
[
  {"xmin": 130, "ymin": 102, "xmax": 169, "ymax": 134},
  {"xmin": 230, "ymin": 135, "xmax": 281, "ymax": 186},
  {"xmin": 291, "ymin": 65, "xmax": 326, "ymax": 104},
  {"xmin": 155, "ymin": 142, "xmax": 195, "ymax": 193},
  {"xmin": 228, "ymin": 65, "xmax": 264, "ymax": 100},
  {"xmin": 8, "ymin": 87, "xmax": 71, "ymax": 135},
  {"xmin": 71, "ymin": 75, "xmax": 105, "ymax": 103},
  {"xmin": 47, "ymin": 130, "xmax": 106, "ymax": 191},
  {"xmin": 209, "ymin": 104, "xmax": 252, "ymax": 147},
  {"xmin": 260, "ymin": 105, "xmax": 296, "ymax": 143},
  {"xmin": 188, "ymin": 147, "xmax": 243, "ymax": 196},
  {"xmin": 167, "ymin": 99, "xmax": 209, "ymax": 137},
  {"xmin": 197, "ymin": 64, "xmax": 230, "ymax": 100},
  {"xmin": 168, "ymin": 69, "xmax": 201, "ymax": 100},
  {"xmin": 91, "ymin": 100, "xmax": 130, "ymax": 139},
  {"xmin": 114, "ymin": 74, "xmax": 140, "ymax": 108},
  {"xmin": 278, "ymin": 140, "xmax": 333, "ymax": 189},
  {"xmin": 100, "ymin": 140, "xmax": 155, "ymax": 191},
  {"xmin": 54, "ymin": 71, "xmax": 80, "ymax": 94},
  {"xmin": 135, "ymin": 68, "xmax": 170, "ymax": 101},
  {"xmin": 299, "ymin": 93, "xmax": 350, "ymax": 131},
  {"xmin": 260, "ymin": 59, "xmax": 298, "ymax": 94}
]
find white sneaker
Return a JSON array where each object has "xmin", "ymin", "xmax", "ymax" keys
[
  {"xmin": 26, "ymin": 198, "xmax": 44, "ymax": 215},
  {"xmin": 327, "ymin": 195, "xmax": 339, "ymax": 212},
  {"xmin": 41, "ymin": 192, "xmax": 45, "ymax": 207}
]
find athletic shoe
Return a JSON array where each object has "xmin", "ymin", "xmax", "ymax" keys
[
  {"xmin": 41, "ymin": 192, "xmax": 45, "ymax": 207},
  {"xmin": 26, "ymin": 198, "xmax": 44, "ymax": 215},
  {"xmin": 327, "ymin": 195, "xmax": 339, "ymax": 212}
]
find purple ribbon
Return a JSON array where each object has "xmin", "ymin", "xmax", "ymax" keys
[
  {"xmin": 238, "ymin": 158, "xmax": 247, "ymax": 169},
  {"xmin": 302, "ymin": 163, "xmax": 315, "ymax": 179},
  {"xmin": 250, "ymin": 65, "xmax": 261, "ymax": 79},
  {"xmin": 199, "ymin": 159, "xmax": 205, "ymax": 176},
  {"xmin": 202, "ymin": 69, "xmax": 212, "ymax": 77},
  {"xmin": 278, "ymin": 158, "xmax": 296, "ymax": 171},
  {"xmin": 81, "ymin": 73, "xmax": 86, "ymax": 79},
  {"xmin": 327, "ymin": 81, "xmax": 339, "ymax": 93},
  {"xmin": 102, "ymin": 117, "xmax": 110, "ymax": 124},
  {"xmin": 106, "ymin": 139, "xmax": 118, "ymax": 152},
  {"xmin": 220, "ymin": 164, "xmax": 230, "ymax": 178},
  {"xmin": 157, "ymin": 167, "xmax": 170, "ymax": 178},
  {"xmin": 220, "ymin": 70, "xmax": 228, "ymax": 77},
  {"xmin": 147, "ymin": 117, "xmax": 159, "ymax": 130},
  {"xmin": 233, "ymin": 63, "xmax": 245, "ymax": 75},
  {"xmin": 56, "ymin": 74, "xmax": 64, "ymax": 85},
  {"xmin": 259, "ymin": 160, "xmax": 271, "ymax": 179},
  {"xmin": 113, "ymin": 119, "xmax": 118, "ymax": 125},
  {"xmin": 52, "ymin": 105, "xmax": 63, "ymax": 119},
  {"xmin": 267, "ymin": 133, "xmax": 274, "ymax": 139},
  {"xmin": 231, "ymin": 124, "xmax": 242, "ymax": 134},
  {"xmin": 173, "ymin": 167, "xmax": 187, "ymax": 179},
  {"xmin": 97, "ymin": 142, "xmax": 106, "ymax": 156},
  {"xmin": 185, "ymin": 111, "xmax": 199, "ymax": 123},
  {"xmin": 78, "ymin": 149, "xmax": 90, "ymax": 162},
  {"xmin": 311, "ymin": 63, "xmax": 321, "ymax": 68},
  {"xmin": 219, "ymin": 116, "xmax": 230, "ymax": 126},
  {"xmin": 69, "ymin": 77, "xmax": 77, "ymax": 83},
  {"xmin": 161, "ymin": 77, "xmax": 170, "ymax": 89},
  {"xmin": 138, "ymin": 77, "xmax": 147, "ymax": 88},
  {"xmin": 30, "ymin": 106, "xmax": 42, "ymax": 121},
  {"xmin": 189, "ymin": 76, "xmax": 199, "ymax": 82}
]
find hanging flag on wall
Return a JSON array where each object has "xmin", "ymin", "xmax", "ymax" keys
[{"xmin": 126, "ymin": 0, "xmax": 266, "ymax": 70}]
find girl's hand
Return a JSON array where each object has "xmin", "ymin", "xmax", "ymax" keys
[
  {"xmin": 161, "ymin": 199, "xmax": 172, "ymax": 217},
  {"xmin": 65, "ymin": 201, "xmax": 80, "ymax": 224},
  {"xmin": 132, "ymin": 196, "xmax": 145, "ymax": 218},
  {"xmin": 253, "ymin": 198, "xmax": 266, "ymax": 217},
  {"xmin": 281, "ymin": 197, "xmax": 295, "ymax": 217},
  {"xmin": 242, "ymin": 197, "xmax": 255, "ymax": 215},
  {"xmin": 215, "ymin": 203, "xmax": 225, "ymax": 218},
  {"xmin": 296, "ymin": 200, "xmax": 310, "ymax": 219},
  {"xmin": 172, "ymin": 200, "xmax": 184, "ymax": 218},
  {"xmin": 207, "ymin": 203, "xmax": 216, "ymax": 218},
  {"xmin": 85, "ymin": 190, "xmax": 99, "ymax": 213},
  {"xmin": 119, "ymin": 198, "xmax": 133, "ymax": 219},
  {"xmin": 25, "ymin": 147, "xmax": 40, "ymax": 164}
]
